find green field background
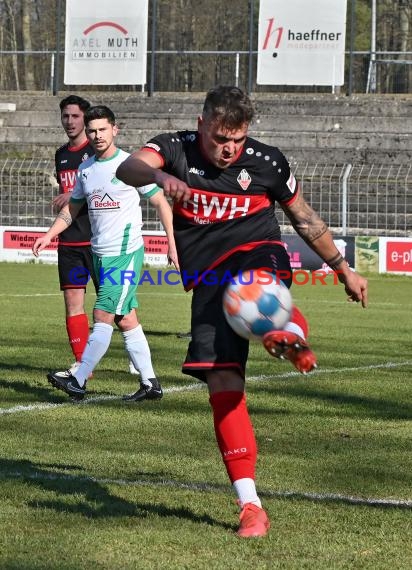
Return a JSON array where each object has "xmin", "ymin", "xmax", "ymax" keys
[{"xmin": 0, "ymin": 263, "xmax": 411, "ymax": 569}]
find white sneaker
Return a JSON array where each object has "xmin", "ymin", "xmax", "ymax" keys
[{"xmin": 129, "ymin": 361, "xmax": 140, "ymax": 375}]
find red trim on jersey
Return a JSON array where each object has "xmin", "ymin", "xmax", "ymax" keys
[
  {"xmin": 58, "ymin": 241, "xmax": 91, "ymax": 247},
  {"xmin": 67, "ymin": 139, "xmax": 91, "ymax": 153},
  {"xmin": 280, "ymin": 183, "xmax": 300, "ymax": 207},
  {"xmin": 183, "ymin": 362, "xmax": 244, "ymax": 373},
  {"xmin": 173, "ymin": 187, "xmax": 272, "ymax": 223},
  {"xmin": 184, "ymin": 239, "xmax": 285, "ymax": 291},
  {"xmin": 140, "ymin": 146, "xmax": 166, "ymax": 168}
]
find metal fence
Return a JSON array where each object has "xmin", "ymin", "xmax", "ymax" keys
[
  {"xmin": 0, "ymin": 50, "xmax": 411, "ymax": 95},
  {"xmin": 1, "ymin": 159, "xmax": 410, "ymax": 237}
]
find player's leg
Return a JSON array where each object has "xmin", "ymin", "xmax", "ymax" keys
[
  {"xmin": 83, "ymin": 245, "xmax": 139, "ymax": 375},
  {"xmin": 48, "ymin": 253, "xmax": 118, "ymax": 398},
  {"xmin": 106, "ymin": 247, "xmax": 161, "ymax": 401},
  {"xmin": 116, "ymin": 310, "xmax": 162, "ymax": 402},
  {"xmin": 58, "ymin": 245, "xmax": 91, "ymax": 367},
  {"xmin": 183, "ymin": 277, "xmax": 269, "ymax": 537},
  {"xmin": 207, "ymin": 370, "xmax": 270, "ymax": 538},
  {"xmin": 263, "ymin": 306, "xmax": 317, "ymax": 373},
  {"xmin": 47, "ymin": 305, "xmax": 114, "ymax": 399},
  {"xmin": 240, "ymin": 245, "xmax": 317, "ymax": 374}
]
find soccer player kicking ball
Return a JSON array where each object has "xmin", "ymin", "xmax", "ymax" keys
[
  {"xmin": 116, "ymin": 86, "xmax": 368, "ymax": 538},
  {"xmin": 33, "ymin": 105, "xmax": 178, "ymax": 402}
]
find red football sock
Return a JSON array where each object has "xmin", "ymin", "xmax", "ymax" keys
[
  {"xmin": 66, "ymin": 313, "xmax": 90, "ymax": 362},
  {"xmin": 290, "ymin": 306, "xmax": 309, "ymax": 338},
  {"xmin": 209, "ymin": 391, "xmax": 257, "ymax": 483}
]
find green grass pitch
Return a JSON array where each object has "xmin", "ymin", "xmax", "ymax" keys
[{"xmin": 0, "ymin": 262, "xmax": 411, "ymax": 569}]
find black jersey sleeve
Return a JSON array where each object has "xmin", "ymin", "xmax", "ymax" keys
[
  {"xmin": 142, "ymin": 131, "xmax": 189, "ymax": 173},
  {"xmin": 266, "ymin": 150, "xmax": 299, "ymax": 206}
]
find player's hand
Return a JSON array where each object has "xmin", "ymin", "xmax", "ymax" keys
[
  {"xmin": 52, "ymin": 192, "xmax": 71, "ymax": 210},
  {"xmin": 167, "ymin": 244, "xmax": 180, "ymax": 270},
  {"xmin": 341, "ymin": 271, "xmax": 368, "ymax": 308},
  {"xmin": 155, "ymin": 171, "xmax": 191, "ymax": 202},
  {"xmin": 32, "ymin": 236, "xmax": 51, "ymax": 257}
]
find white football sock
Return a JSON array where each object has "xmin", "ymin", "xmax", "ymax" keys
[
  {"xmin": 285, "ymin": 321, "xmax": 305, "ymax": 339},
  {"xmin": 74, "ymin": 322, "xmax": 113, "ymax": 386},
  {"xmin": 122, "ymin": 325, "xmax": 156, "ymax": 386},
  {"xmin": 233, "ymin": 478, "xmax": 262, "ymax": 508}
]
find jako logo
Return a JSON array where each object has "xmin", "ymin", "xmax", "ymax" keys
[{"xmin": 189, "ymin": 167, "xmax": 205, "ymax": 176}]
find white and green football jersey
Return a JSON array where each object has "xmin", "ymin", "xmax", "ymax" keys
[{"xmin": 71, "ymin": 148, "xmax": 159, "ymax": 256}]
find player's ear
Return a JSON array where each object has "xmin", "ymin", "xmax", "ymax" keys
[{"xmin": 113, "ymin": 124, "xmax": 119, "ymax": 137}]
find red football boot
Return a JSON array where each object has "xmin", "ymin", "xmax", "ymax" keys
[
  {"xmin": 263, "ymin": 330, "xmax": 317, "ymax": 374},
  {"xmin": 237, "ymin": 503, "xmax": 270, "ymax": 538}
]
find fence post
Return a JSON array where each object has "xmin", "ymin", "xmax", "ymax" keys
[
  {"xmin": 53, "ymin": 0, "xmax": 62, "ymax": 96},
  {"xmin": 342, "ymin": 163, "xmax": 352, "ymax": 234},
  {"xmin": 235, "ymin": 53, "xmax": 240, "ymax": 87},
  {"xmin": 348, "ymin": 0, "xmax": 356, "ymax": 96},
  {"xmin": 148, "ymin": 0, "xmax": 157, "ymax": 97},
  {"xmin": 248, "ymin": 0, "xmax": 254, "ymax": 94}
]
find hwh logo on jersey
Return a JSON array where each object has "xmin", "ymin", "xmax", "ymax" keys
[
  {"xmin": 60, "ymin": 170, "xmax": 77, "ymax": 192},
  {"xmin": 181, "ymin": 192, "xmax": 251, "ymax": 222}
]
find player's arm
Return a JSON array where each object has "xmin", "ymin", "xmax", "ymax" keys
[
  {"xmin": 148, "ymin": 190, "xmax": 179, "ymax": 270},
  {"xmin": 32, "ymin": 201, "xmax": 83, "ymax": 257},
  {"xmin": 116, "ymin": 149, "xmax": 191, "ymax": 202},
  {"xmin": 52, "ymin": 191, "xmax": 72, "ymax": 211},
  {"xmin": 281, "ymin": 190, "xmax": 368, "ymax": 307}
]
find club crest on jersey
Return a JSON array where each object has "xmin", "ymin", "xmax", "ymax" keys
[
  {"xmin": 82, "ymin": 153, "xmax": 90, "ymax": 162},
  {"xmin": 237, "ymin": 169, "xmax": 252, "ymax": 191}
]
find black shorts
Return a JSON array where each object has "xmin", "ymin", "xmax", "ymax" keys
[
  {"xmin": 57, "ymin": 245, "xmax": 98, "ymax": 292},
  {"xmin": 182, "ymin": 244, "xmax": 292, "ymax": 382}
]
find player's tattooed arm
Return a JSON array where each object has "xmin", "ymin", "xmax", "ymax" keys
[
  {"xmin": 57, "ymin": 210, "xmax": 72, "ymax": 226},
  {"xmin": 281, "ymin": 187, "xmax": 345, "ymax": 266},
  {"xmin": 281, "ymin": 190, "xmax": 328, "ymax": 244}
]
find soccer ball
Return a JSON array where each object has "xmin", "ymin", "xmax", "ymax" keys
[{"xmin": 223, "ymin": 270, "xmax": 292, "ymax": 340}]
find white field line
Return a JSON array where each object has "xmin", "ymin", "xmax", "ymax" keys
[
  {"xmin": 1, "ymin": 469, "xmax": 411, "ymax": 510},
  {"xmin": 0, "ymin": 291, "xmax": 408, "ymax": 307},
  {"xmin": 1, "ymin": 360, "xmax": 411, "ymax": 417},
  {"xmin": 0, "ymin": 293, "xmax": 62, "ymax": 297}
]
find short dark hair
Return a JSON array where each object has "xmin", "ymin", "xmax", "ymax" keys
[
  {"xmin": 59, "ymin": 95, "xmax": 90, "ymax": 113},
  {"xmin": 84, "ymin": 105, "xmax": 116, "ymax": 126},
  {"xmin": 202, "ymin": 86, "xmax": 254, "ymax": 129}
]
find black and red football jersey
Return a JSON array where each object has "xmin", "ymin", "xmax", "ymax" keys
[
  {"xmin": 55, "ymin": 139, "xmax": 94, "ymax": 246},
  {"xmin": 142, "ymin": 131, "xmax": 299, "ymax": 280}
]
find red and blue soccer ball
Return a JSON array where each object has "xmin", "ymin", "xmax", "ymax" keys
[{"xmin": 223, "ymin": 270, "xmax": 292, "ymax": 340}]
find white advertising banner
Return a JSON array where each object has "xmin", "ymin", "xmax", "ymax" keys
[
  {"xmin": 257, "ymin": 0, "xmax": 347, "ymax": 86},
  {"xmin": 64, "ymin": 0, "xmax": 148, "ymax": 85},
  {"xmin": 0, "ymin": 227, "xmax": 168, "ymax": 266}
]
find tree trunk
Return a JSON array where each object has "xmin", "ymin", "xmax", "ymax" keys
[
  {"xmin": 4, "ymin": 0, "xmax": 20, "ymax": 90},
  {"xmin": 22, "ymin": 0, "xmax": 35, "ymax": 90}
]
